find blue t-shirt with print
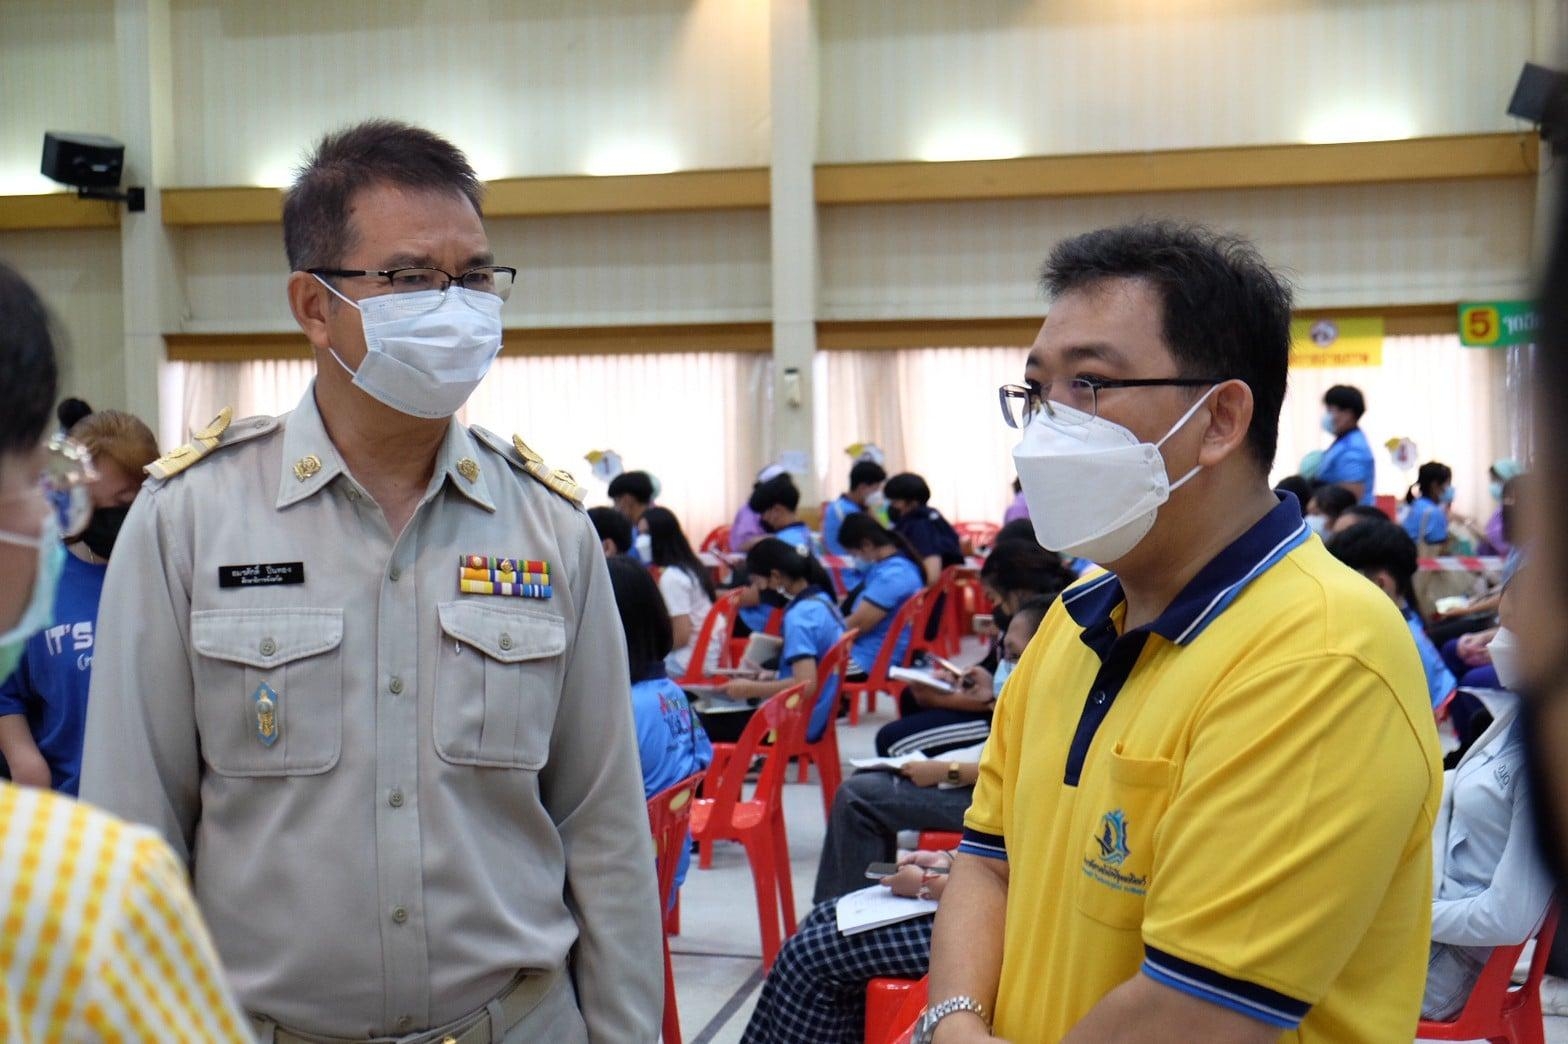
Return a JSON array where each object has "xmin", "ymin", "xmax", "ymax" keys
[
  {"xmin": 1317, "ymin": 427, "xmax": 1376, "ymax": 505},
  {"xmin": 778, "ymin": 588, "xmax": 847, "ymax": 743},
  {"xmin": 0, "ymin": 553, "xmax": 108, "ymax": 795},
  {"xmin": 631, "ymin": 671, "xmax": 713, "ymax": 894},
  {"xmin": 1403, "ymin": 496, "xmax": 1449, "ymax": 545},
  {"xmin": 849, "ymin": 555, "xmax": 923, "ymax": 674}
]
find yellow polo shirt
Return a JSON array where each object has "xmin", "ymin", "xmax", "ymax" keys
[{"xmin": 961, "ymin": 499, "xmax": 1441, "ymax": 1042}]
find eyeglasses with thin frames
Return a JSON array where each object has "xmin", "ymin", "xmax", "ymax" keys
[
  {"xmin": 307, "ymin": 265, "xmax": 517, "ymax": 312},
  {"xmin": 998, "ymin": 376, "xmax": 1225, "ymax": 429}
]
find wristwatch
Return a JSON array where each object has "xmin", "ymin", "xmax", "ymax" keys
[
  {"xmin": 913, "ymin": 996, "xmax": 989, "ymax": 1044},
  {"xmin": 946, "ymin": 761, "xmax": 962, "ymax": 785}
]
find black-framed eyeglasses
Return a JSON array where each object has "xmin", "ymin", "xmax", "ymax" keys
[
  {"xmin": 998, "ymin": 376, "xmax": 1224, "ymax": 429},
  {"xmin": 308, "ymin": 265, "xmax": 517, "ymax": 305}
]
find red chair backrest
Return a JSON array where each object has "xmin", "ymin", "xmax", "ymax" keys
[
  {"xmin": 646, "ymin": 772, "xmax": 705, "ymax": 909},
  {"xmin": 954, "ymin": 521, "xmax": 1001, "ymax": 553},
  {"xmin": 700, "ymin": 525, "xmax": 731, "ymax": 553},
  {"xmin": 862, "ymin": 590, "xmax": 928, "ymax": 683},
  {"xmin": 679, "ymin": 588, "xmax": 745, "ymax": 684},
  {"xmin": 884, "ymin": 976, "xmax": 929, "ymax": 1044},
  {"xmin": 701, "ymin": 685, "xmax": 810, "ymax": 823},
  {"xmin": 802, "ymin": 628, "xmax": 858, "ymax": 732},
  {"xmin": 1417, "ymin": 902, "xmax": 1559, "ymax": 1039}
]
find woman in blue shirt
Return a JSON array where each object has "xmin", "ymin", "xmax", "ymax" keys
[
  {"xmin": 606, "ymin": 556, "xmax": 713, "ymax": 899},
  {"xmin": 735, "ymin": 474, "xmax": 815, "ymax": 634},
  {"xmin": 1316, "ymin": 384, "xmax": 1376, "ymax": 505},
  {"xmin": 835, "ymin": 512, "xmax": 924, "ymax": 676},
  {"xmin": 821, "ymin": 460, "xmax": 887, "ymax": 591},
  {"xmin": 718, "ymin": 538, "xmax": 846, "ymax": 744},
  {"xmin": 1403, "ymin": 461, "xmax": 1454, "ymax": 547}
]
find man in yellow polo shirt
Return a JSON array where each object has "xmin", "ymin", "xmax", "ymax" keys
[{"xmin": 920, "ymin": 223, "xmax": 1440, "ymax": 1044}]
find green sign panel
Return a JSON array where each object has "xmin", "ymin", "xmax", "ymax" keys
[{"xmin": 1458, "ymin": 300, "xmax": 1539, "ymax": 347}]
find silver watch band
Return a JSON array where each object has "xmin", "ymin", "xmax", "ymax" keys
[{"xmin": 916, "ymin": 995, "xmax": 989, "ymax": 1042}]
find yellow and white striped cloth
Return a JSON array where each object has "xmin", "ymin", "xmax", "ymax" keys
[{"xmin": 0, "ymin": 783, "xmax": 250, "ymax": 1042}]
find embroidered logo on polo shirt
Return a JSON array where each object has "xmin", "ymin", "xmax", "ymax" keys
[{"xmin": 1083, "ymin": 808, "xmax": 1147, "ymax": 895}]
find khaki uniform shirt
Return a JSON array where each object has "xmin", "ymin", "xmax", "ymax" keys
[{"xmin": 80, "ymin": 387, "xmax": 662, "ymax": 1041}]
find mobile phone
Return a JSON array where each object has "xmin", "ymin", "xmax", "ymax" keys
[{"xmin": 931, "ymin": 655, "xmax": 964, "ymax": 677}]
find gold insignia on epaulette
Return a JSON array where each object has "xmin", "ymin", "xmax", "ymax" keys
[
  {"xmin": 145, "ymin": 407, "xmax": 235, "ymax": 481},
  {"xmin": 508, "ymin": 436, "xmax": 584, "ymax": 505}
]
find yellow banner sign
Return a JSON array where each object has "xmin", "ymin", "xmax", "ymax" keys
[{"xmin": 1289, "ymin": 317, "xmax": 1384, "ymax": 368}]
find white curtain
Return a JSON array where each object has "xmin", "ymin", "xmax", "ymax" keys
[
  {"xmin": 161, "ymin": 351, "xmax": 772, "ymax": 540},
  {"xmin": 814, "ymin": 347, "xmax": 1026, "ymax": 525},
  {"xmin": 814, "ymin": 335, "xmax": 1516, "ymax": 528}
]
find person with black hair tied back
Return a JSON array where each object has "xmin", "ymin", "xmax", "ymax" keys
[
  {"xmin": 605, "ymin": 556, "xmax": 712, "ymax": 903},
  {"xmin": 882, "ymin": 471, "xmax": 962, "ymax": 584},
  {"xmin": 715, "ymin": 537, "xmax": 845, "ymax": 744},
  {"xmin": 837, "ymin": 512, "xmax": 925, "ymax": 678},
  {"xmin": 639, "ymin": 506, "xmax": 720, "ymax": 677},
  {"xmin": 823, "ymin": 459, "xmax": 888, "ymax": 590},
  {"xmin": 1303, "ymin": 483, "xmax": 1357, "ymax": 539}
]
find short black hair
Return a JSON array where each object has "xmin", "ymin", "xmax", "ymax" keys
[
  {"xmin": 607, "ymin": 470, "xmax": 656, "ymax": 506},
  {"xmin": 748, "ymin": 474, "xmax": 800, "ymax": 514},
  {"xmin": 849, "ymin": 461, "xmax": 887, "ymax": 490},
  {"xmin": 587, "ymin": 506, "xmax": 633, "ymax": 554},
  {"xmin": 1274, "ymin": 475, "xmax": 1312, "ymax": 512},
  {"xmin": 1339, "ymin": 504, "xmax": 1390, "ymax": 528},
  {"xmin": 283, "ymin": 119, "xmax": 484, "ymax": 271},
  {"xmin": 1327, "ymin": 518, "xmax": 1419, "ymax": 610},
  {"xmin": 745, "ymin": 536, "xmax": 834, "ymax": 591},
  {"xmin": 607, "ymin": 555, "xmax": 673, "ymax": 682},
  {"xmin": 0, "ymin": 263, "xmax": 60, "ymax": 455},
  {"xmin": 980, "ymin": 539, "xmax": 1076, "ymax": 602},
  {"xmin": 838, "ymin": 511, "xmax": 924, "ymax": 571},
  {"xmin": 56, "ymin": 397, "xmax": 93, "ymax": 431},
  {"xmin": 995, "ymin": 518, "xmax": 1038, "ymax": 546},
  {"xmin": 1307, "ymin": 483, "xmax": 1357, "ymax": 521},
  {"xmin": 1040, "ymin": 221, "xmax": 1293, "ymax": 471},
  {"xmin": 1323, "ymin": 385, "xmax": 1366, "ymax": 420},
  {"xmin": 1009, "ymin": 595, "xmax": 1056, "ymax": 640},
  {"xmin": 883, "ymin": 472, "xmax": 931, "ymax": 505}
]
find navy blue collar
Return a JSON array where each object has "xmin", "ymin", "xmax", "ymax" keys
[{"xmin": 1062, "ymin": 494, "xmax": 1310, "ymax": 649}]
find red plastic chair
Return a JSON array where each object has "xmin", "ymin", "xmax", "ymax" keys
[
  {"xmin": 688, "ymin": 685, "xmax": 811, "ymax": 969},
  {"xmin": 867, "ymin": 975, "xmax": 929, "ymax": 1044},
  {"xmin": 954, "ymin": 521, "xmax": 1001, "ymax": 554},
  {"xmin": 677, "ymin": 589, "xmax": 746, "ymax": 686},
  {"xmin": 700, "ymin": 525, "xmax": 731, "ymax": 553},
  {"xmin": 1416, "ymin": 903, "xmax": 1559, "ymax": 1044},
  {"xmin": 788, "ymin": 629, "xmax": 859, "ymax": 817},
  {"xmin": 646, "ymin": 773, "xmax": 705, "ymax": 1044},
  {"xmin": 905, "ymin": 581, "xmax": 951, "ymax": 666},
  {"xmin": 842, "ymin": 590, "xmax": 928, "ymax": 724},
  {"xmin": 917, "ymin": 830, "xmax": 963, "ymax": 852}
]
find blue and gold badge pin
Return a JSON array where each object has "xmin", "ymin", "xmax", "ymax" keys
[
  {"xmin": 251, "ymin": 682, "xmax": 280, "ymax": 747},
  {"xmin": 459, "ymin": 555, "xmax": 552, "ymax": 599}
]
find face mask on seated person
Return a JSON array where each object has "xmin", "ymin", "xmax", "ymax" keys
[
  {"xmin": 992, "ymin": 658, "xmax": 1016, "ymax": 698},
  {"xmin": 1013, "ymin": 387, "xmax": 1217, "ymax": 565},
  {"xmin": 634, "ymin": 533, "xmax": 653, "ymax": 562},
  {"xmin": 1489, "ymin": 627, "xmax": 1526, "ymax": 694},
  {"xmin": 73, "ymin": 504, "xmax": 130, "ymax": 560}
]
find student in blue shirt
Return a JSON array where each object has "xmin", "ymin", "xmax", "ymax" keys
[
  {"xmin": 1316, "ymin": 384, "xmax": 1376, "ymax": 505},
  {"xmin": 1403, "ymin": 461, "xmax": 1454, "ymax": 547},
  {"xmin": 606, "ymin": 556, "xmax": 713, "ymax": 899},
  {"xmin": 717, "ymin": 537, "xmax": 846, "ymax": 744},
  {"xmin": 736, "ymin": 474, "xmax": 813, "ymax": 634},
  {"xmin": 1328, "ymin": 516, "xmax": 1457, "ymax": 709},
  {"xmin": 0, "ymin": 408, "xmax": 158, "ymax": 795},
  {"xmin": 836, "ymin": 512, "xmax": 924, "ymax": 676},
  {"xmin": 822, "ymin": 460, "xmax": 887, "ymax": 590}
]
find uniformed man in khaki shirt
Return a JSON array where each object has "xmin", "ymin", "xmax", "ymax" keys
[{"xmin": 81, "ymin": 120, "xmax": 663, "ymax": 1043}]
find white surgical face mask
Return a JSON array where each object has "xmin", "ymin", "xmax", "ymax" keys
[
  {"xmin": 634, "ymin": 533, "xmax": 653, "ymax": 562},
  {"xmin": 1305, "ymin": 514, "xmax": 1329, "ymax": 538},
  {"xmin": 1489, "ymin": 627, "xmax": 1525, "ymax": 693},
  {"xmin": 1012, "ymin": 387, "xmax": 1217, "ymax": 565},
  {"xmin": 866, "ymin": 490, "xmax": 887, "ymax": 511},
  {"xmin": 993, "ymin": 658, "xmax": 1016, "ymax": 698},
  {"xmin": 317, "ymin": 278, "xmax": 504, "ymax": 419}
]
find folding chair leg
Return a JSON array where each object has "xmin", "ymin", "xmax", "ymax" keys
[
  {"xmin": 771, "ymin": 807, "xmax": 798, "ymax": 938},
  {"xmin": 744, "ymin": 832, "xmax": 783, "ymax": 969}
]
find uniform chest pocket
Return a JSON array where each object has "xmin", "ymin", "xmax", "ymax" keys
[
  {"xmin": 190, "ymin": 608, "xmax": 344, "ymax": 778},
  {"xmin": 434, "ymin": 601, "xmax": 566, "ymax": 770},
  {"xmin": 1074, "ymin": 749, "xmax": 1175, "ymax": 931}
]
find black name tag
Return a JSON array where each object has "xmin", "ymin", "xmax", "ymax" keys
[{"xmin": 219, "ymin": 562, "xmax": 305, "ymax": 588}]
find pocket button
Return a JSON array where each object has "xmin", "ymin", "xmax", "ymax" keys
[
  {"xmin": 259, "ymin": 637, "xmax": 277, "ymax": 657},
  {"xmin": 499, "ymin": 632, "xmax": 514, "ymax": 652},
  {"xmin": 389, "ymin": 676, "xmax": 404, "ymax": 695}
]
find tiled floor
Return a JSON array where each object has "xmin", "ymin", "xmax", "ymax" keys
[{"xmin": 666, "ymin": 695, "xmax": 1568, "ymax": 1044}]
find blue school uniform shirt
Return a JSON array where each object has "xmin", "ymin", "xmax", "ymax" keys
[
  {"xmin": 1403, "ymin": 496, "xmax": 1449, "ymax": 545},
  {"xmin": 1317, "ymin": 427, "xmax": 1376, "ymax": 505},
  {"xmin": 631, "ymin": 670, "xmax": 714, "ymax": 894},
  {"xmin": 1404, "ymin": 608, "xmax": 1457, "ymax": 709},
  {"xmin": 822, "ymin": 495, "xmax": 864, "ymax": 589},
  {"xmin": 848, "ymin": 555, "xmax": 924, "ymax": 674},
  {"xmin": 0, "ymin": 553, "xmax": 107, "ymax": 795},
  {"xmin": 779, "ymin": 587, "xmax": 847, "ymax": 743}
]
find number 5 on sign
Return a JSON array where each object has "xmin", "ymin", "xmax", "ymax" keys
[{"xmin": 1463, "ymin": 305, "xmax": 1500, "ymax": 346}]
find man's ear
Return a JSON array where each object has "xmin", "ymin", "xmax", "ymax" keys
[
  {"xmin": 287, "ymin": 270, "xmax": 336, "ymax": 351},
  {"xmin": 1196, "ymin": 379, "xmax": 1256, "ymax": 468}
]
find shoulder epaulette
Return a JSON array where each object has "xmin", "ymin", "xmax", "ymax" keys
[
  {"xmin": 470, "ymin": 426, "xmax": 586, "ymax": 507},
  {"xmin": 144, "ymin": 408, "xmax": 279, "ymax": 483}
]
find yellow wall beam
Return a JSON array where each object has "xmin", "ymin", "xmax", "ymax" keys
[
  {"xmin": 814, "ymin": 133, "xmax": 1539, "ymax": 206},
  {"xmin": 0, "ymin": 193, "xmax": 120, "ymax": 232}
]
